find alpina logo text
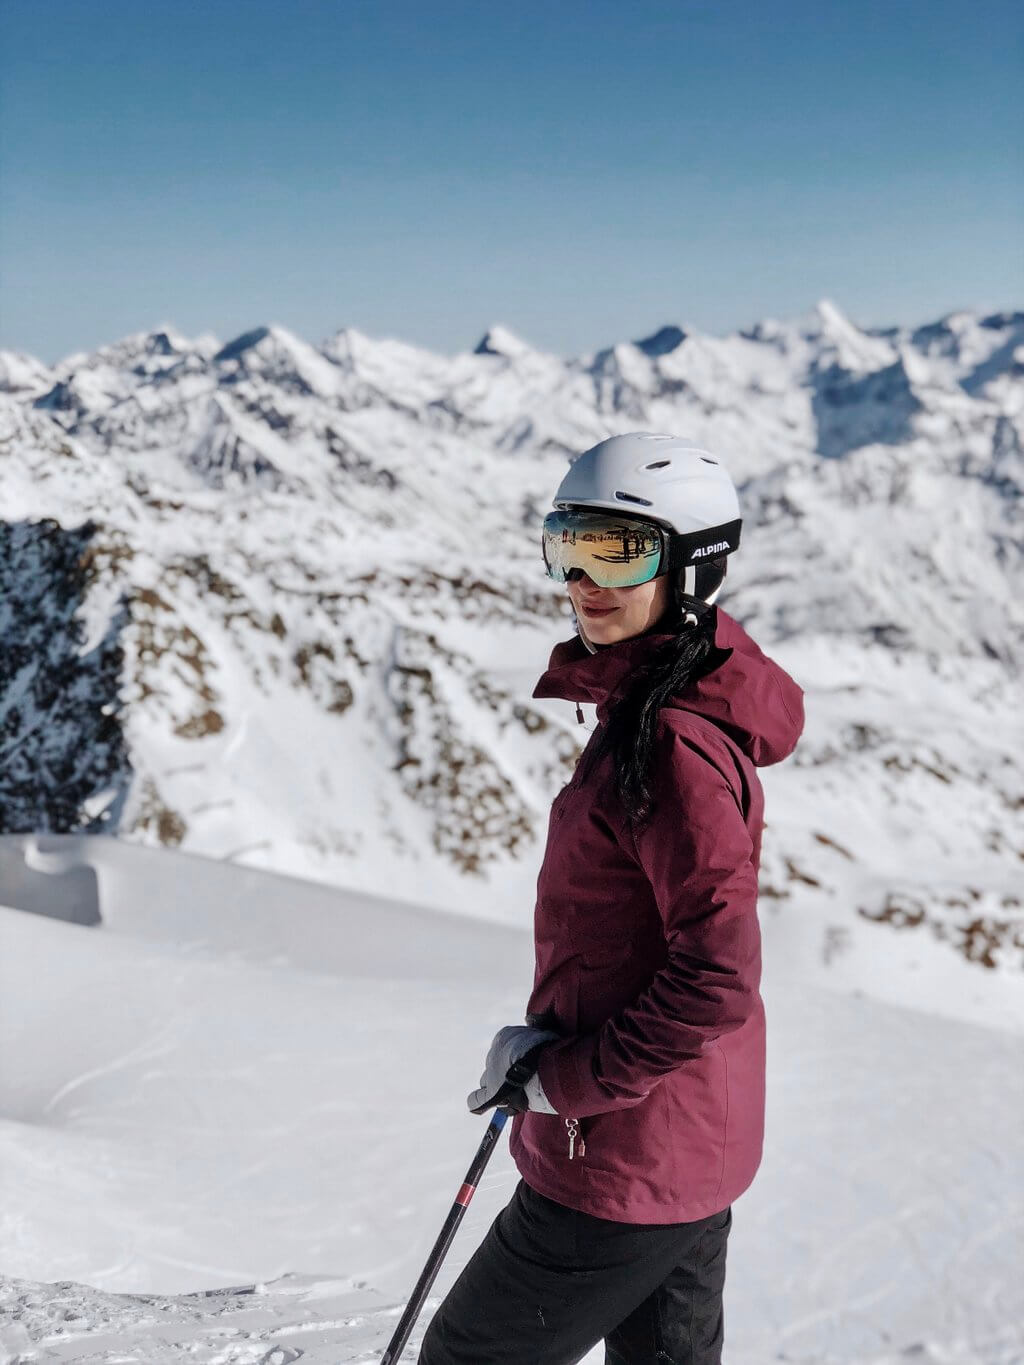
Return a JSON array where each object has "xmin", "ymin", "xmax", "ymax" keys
[{"xmin": 691, "ymin": 541, "xmax": 729, "ymax": 558}]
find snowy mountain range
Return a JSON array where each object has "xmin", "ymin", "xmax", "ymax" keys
[{"xmin": 1, "ymin": 300, "xmax": 1022, "ymax": 1009}]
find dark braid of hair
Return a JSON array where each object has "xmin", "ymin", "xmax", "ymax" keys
[{"xmin": 578, "ymin": 593, "xmax": 725, "ymax": 830}]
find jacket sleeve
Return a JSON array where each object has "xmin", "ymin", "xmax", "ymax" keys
[{"xmin": 535, "ymin": 725, "xmax": 761, "ymax": 1118}]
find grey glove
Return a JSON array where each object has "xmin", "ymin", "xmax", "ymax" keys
[{"xmin": 466, "ymin": 1024, "xmax": 560, "ymax": 1115}]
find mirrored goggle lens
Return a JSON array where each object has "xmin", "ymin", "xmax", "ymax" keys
[{"xmin": 541, "ymin": 509, "xmax": 665, "ymax": 587}]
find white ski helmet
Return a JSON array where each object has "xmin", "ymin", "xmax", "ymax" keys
[{"xmin": 552, "ymin": 432, "xmax": 741, "ymax": 606}]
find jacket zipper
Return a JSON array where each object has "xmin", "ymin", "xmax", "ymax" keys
[{"xmin": 558, "ymin": 708, "xmax": 595, "ymax": 1161}]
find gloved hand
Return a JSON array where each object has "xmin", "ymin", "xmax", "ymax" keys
[{"xmin": 466, "ymin": 1024, "xmax": 560, "ymax": 1115}]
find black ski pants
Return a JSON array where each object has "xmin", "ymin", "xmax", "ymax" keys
[{"xmin": 417, "ymin": 1178, "xmax": 731, "ymax": 1365}]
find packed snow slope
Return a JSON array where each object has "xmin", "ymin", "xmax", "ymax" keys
[
  {"xmin": 0, "ymin": 835, "xmax": 1021, "ymax": 1363},
  {"xmin": 1, "ymin": 303, "xmax": 1022, "ymax": 994}
]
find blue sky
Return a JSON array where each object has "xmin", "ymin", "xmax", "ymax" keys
[{"xmin": 1, "ymin": 0, "xmax": 1021, "ymax": 363}]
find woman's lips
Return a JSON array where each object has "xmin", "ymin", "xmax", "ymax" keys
[{"xmin": 580, "ymin": 603, "xmax": 618, "ymax": 617}]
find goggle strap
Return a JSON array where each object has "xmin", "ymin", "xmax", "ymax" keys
[{"xmin": 667, "ymin": 519, "xmax": 743, "ymax": 570}]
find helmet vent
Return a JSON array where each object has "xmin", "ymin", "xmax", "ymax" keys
[
  {"xmin": 700, "ymin": 457, "xmax": 718, "ymax": 464},
  {"xmin": 615, "ymin": 491, "xmax": 653, "ymax": 506},
  {"xmin": 645, "ymin": 460, "xmax": 671, "ymax": 470}
]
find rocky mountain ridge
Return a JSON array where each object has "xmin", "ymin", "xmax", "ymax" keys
[{"xmin": 1, "ymin": 299, "xmax": 1021, "ymax": 978}]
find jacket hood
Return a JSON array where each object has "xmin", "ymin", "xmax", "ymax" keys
[{"xmin": 531, "ymin": 604, "xmax": 804, "ymax": 767}]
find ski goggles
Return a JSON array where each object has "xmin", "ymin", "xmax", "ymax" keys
[
  {"xmin": 541, "ymin": 508, "xmax": 667, "ymax": 588},
  {"xmin": 541, "ymin": 508, "xmax": 743, "ymax": 588}
]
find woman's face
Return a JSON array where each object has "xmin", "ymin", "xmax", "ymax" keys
[{"xmin": 567, "ymin": 569, "xmax": 672, "ymax": 646}]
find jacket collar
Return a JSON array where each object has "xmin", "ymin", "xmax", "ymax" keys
[
  {"xmin": 531, "ymin": 604, "xmax": 805, "ymax": 767},
  {"xmin": 532, "ymin": 625, "xmax": 683, "ymax": 723}
]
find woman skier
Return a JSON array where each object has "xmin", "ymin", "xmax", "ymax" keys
[{"xmin": 419, "ymin": 431, "xmax": 805, "ymax": 1365}]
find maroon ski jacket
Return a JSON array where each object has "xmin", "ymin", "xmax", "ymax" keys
[{"xmin": 508, "ymin": 605, "xmax": 804, "ymax": 1223}]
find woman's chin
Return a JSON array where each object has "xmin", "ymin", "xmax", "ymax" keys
[{"xmin": 584, "ymin": 616, "xmax": 630, "ymax": 642}]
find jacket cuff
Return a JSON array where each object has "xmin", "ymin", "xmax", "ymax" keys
[
  {"xmin": 523, "ymin": 1067, "xmax": 557, "ymax": 1114},
  {"xmin": 535, "ymin": 1035, "xmax": 650, "ymax": 1118}
]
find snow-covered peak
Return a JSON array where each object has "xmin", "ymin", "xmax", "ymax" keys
[
  {"xmin": 55, "ymin": 324, "xmax": 207, "ymax": 374},
  {"xmin": 321, "ymin": 325, "xmax": 444, "ymax": 377},
  {"xmin": 797, "ymin": 297, "xmax": 898, "ymax": 373},
  {"xmin": 0, "ymin": 348, "xmax": 54, "ymax": 398},
  {"xmin": 633, "ymin": 324, "xmax": 687, "ymax": 357},
  {"xmin": 213, "ymin": 322, "xmax": 341, "ymax": 397},
  {"xmin": 212, "ymin": 321, "xmax": 315, "ymax": 366},
  {"xmin": 473, "ymin": 324, "xmax": 532, "ymax": 358},
  {"xmin": 212, "ymin": 324, "xmax": 273, "ymax": 363},
  {"xmin": 808, "ymin": 296, "xmax": 850, "ymax": 333},
  {"xmin": 906, "ymin": 308, "xmax": 1024, "ymax": 394}
]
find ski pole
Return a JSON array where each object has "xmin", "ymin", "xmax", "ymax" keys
[{"xmin": 379, "ymin": 1106, "xmax": 511, "ymax": 1365}]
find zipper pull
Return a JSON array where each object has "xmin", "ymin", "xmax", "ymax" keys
[
  {"xmin": 575, "ymin": 702, "xmax": 585, "ymax": 725},
  {"xmin": 566, "ymin": 1117, "xmax": 584, "ymax": 1160}
]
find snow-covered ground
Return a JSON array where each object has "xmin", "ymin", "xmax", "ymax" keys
[{"xmin": 1, "ymin": 835, "xmax": 1021, "ymax": 1363}]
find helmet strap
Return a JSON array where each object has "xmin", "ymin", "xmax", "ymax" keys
[
  {"xmin": 572, "ymin": 611, "xmax": 600, "ymax": 653},
  {"xmin": 674, "ymin": 566, "xmax": 700, "ymax": 627}
]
